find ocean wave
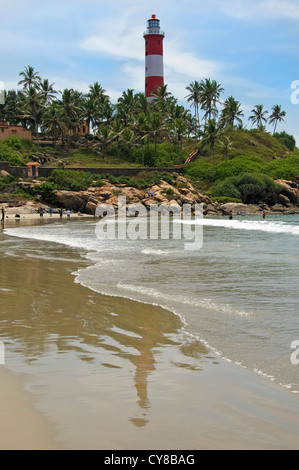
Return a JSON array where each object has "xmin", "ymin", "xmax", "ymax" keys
[
  {"xmin": 141, "ymin": 247, "xmax": 183, "ymax": 255},
  {"xmin": 178, "ymin": 218, "xmax": 299, "ymax": 235},
  {"xmin": 116, "ymin": 282, "xmax": 256, "ymax": 317}
]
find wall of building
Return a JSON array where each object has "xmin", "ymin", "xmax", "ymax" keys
[
  {"xmin": 0, "ymin": 124, "xmax": 32, "ymax": 141},
  {"xmin": 0, "ymin": 161, "xmax": 28, "ymax": 177},
  {"xmin": 0, "ymin": 161, "xmax": 181, "ymax": 180}
]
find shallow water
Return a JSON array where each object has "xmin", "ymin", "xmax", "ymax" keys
[
  {"xmin": 1, "ymin": 214, "xmax": 299, "ymax": 449},
  {"xmin": 4, "ymin": 213, "xmax": 298, "ymax": 392}
]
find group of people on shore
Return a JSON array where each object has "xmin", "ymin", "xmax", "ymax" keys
[
  {"xmin": 1, "ymin": 206, "xmax": 72, "ymax": 225},
  {"xmin": 39, "ymin": 207, "xmax": 71, "ymax": 218}
]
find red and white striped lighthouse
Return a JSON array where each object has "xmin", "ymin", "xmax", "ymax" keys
[{"xmin": 143, "ymin": 14, "xmax": 165, "ymax": 101}]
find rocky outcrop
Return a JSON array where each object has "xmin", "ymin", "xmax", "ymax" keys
[
  {"xmin": 275, "ymin": 179, "xmax": 299, "ymax": 205},
  {"xmin": 5, "ymin": 175, "xmax": 299, "ymax": 216},
  {"xmin": 53, "ymin": 176, "xmax": 219, "ymax": 215}
]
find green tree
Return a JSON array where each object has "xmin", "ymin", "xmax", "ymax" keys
[
  {"xmin": 199, "ymin": 78, "xmax": 224, "ymax": 124},
  {"xmin": 249, "ymin": 105, "xmax": 268, "ymax": 129},
  {"xmin": 38, "ymin": 79, "xmax": 57, "ymax": 104},
  {"xmin": 18, "ymin": 65, "xmax": 41, "ymax": 90},
  {"xmin": 42, "ymin": 102, "xmax": 66, "ymax": 148},
  {"xmin": 269, "ymin": 105, "xmax": 286, "ymax": 134},
  {"xmin": 185, "ymin": 80, "xmax": 201, "ymax": 126},
  {"xmin": 59, "ymin": 89, "xmax": 84, "ymax": 147},
  {"xmin": 169, "ymin": 117, "xmax": 188, "ymax": 163},
  {"xmin": 21, "ymin": 86, "xmax": 45, "ymax": 144},
  {"xmin": 219, "ymin": 96, "xmax": 244, "ymax": 128},
  {"xmin": 219, "ymin": 135, "xmax": 235, "ymax": 164},
  {"xmin": 200, "ymin": 118, "xmax": 222, "ymax": 181}
]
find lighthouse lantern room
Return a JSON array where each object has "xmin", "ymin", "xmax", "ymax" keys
[{"xmin": 143, "ymin": 14, "xmax": 165, "ymax": 100}]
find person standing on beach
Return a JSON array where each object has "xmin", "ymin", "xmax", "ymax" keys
[
  {"xmin": 1, "ymin": 207, "xmax": 5, "ymax": 223},
  {"xmin": 39, "ymin": 207, "xmax": 44, "ymax": 217},
  {"xmin": 229, "ymin": 211, "xmax": 233, "ymax": 219},
  {"xmin": 49, "ymin": 207, "xmax": 53, "ymax": 217},
  {"xmin": 59, "ymin": 208, "xmax": 63, "ymax": 217},
  {"xmin": 67, "ymin": 209, "xmax": 70, "ymax": 217}
]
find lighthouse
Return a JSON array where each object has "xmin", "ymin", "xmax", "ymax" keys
[{"xmin": 143, "ymin": 14, "xmax": 165, "ymax": 101}]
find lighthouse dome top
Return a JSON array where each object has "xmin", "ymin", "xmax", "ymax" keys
[{"xmin": 143, "ymin": 14, "xmax": 165, "ymax": 37}]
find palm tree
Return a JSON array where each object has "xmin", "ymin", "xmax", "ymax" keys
[
  {"xmin": 83, "ymin": 97, "xmax": 98, "ymax": 137},
  {"xmin": 200, "ymin": 119, "xmax": 222, "ymax": 181},
  {"xmin": 87, "ymin": 82, "xmax": 107, "ymax": 102},
  {"xmin": 269, "ymin": 105, "xmax": 286, "ymax": 134},
  {"xmin": 135, "ymin": 92, "xmax": 150, "ymax": 115},
  {"xmin": 119, "ymin": 128, "xmax": 138, "ymax": 161},
  {"xmin": 169, "ymin": 117, "xmax": 187, "ymax": 163},
  {"xmin": 18, "ymin": 66, "xmax": 41, "ymax": 90},
  {"xmin": 219, "ymin": 96, "xmax": 244, "ymax": 128},
  {"xmin": 135, "ymin": 113, "xmax": 150, "ymax": 166},
  {"xmin": 219, "ymin": 135, "xmax": 234, "ymax": 164},
  {"xmin": 1, "ymin": 90, "xmax": 22, "ymax": 125},
  {"xmin": 248, "ymin": 105, "xmax": 268, "ymax": 129},
  {"xmin": 96, "ymin": 124, "xmax": 114, "ymax": 162},
  {"xmin": 148, "ymin": 112, "xmax": 166, "ymax": 162},
  {"xmin": 199, "ymin": 78, "xmax": 224, "ymax": 124},
  {"xmin": 111, "ymin": 118, "xmax": 124, "ymax": 160},
  {"xmin": 38, "ymin": 79, "xmax": 57, "ymax": 104},
  {"xmin": 115, "ymin": 89, "xmax": 136, "ymax": 126},
  {"xmin": 185, "ymin": 80, "xmax": 201, "ymax": 126},
  {"xmin": 21, "ymin": 86, "xmax": 45, "ymax": 144},
  {"xmin": 42, "ymin": 102, "xmax": 66, "ymax": 148},
  {"xmin": 151, "ymin": 84, "xmax": 175, "ymax": 116},
  {"xmin": 59, "ymin": 89, "xmax": 84, "ymax": 147}
]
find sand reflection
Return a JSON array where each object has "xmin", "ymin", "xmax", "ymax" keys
[{"xmin": 0, "ymin": 235, "xmax": 209, "ymax": 428}]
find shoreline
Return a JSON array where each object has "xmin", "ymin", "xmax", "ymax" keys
[
  {"xmin": 1, "ymin": 216, "xmax": 299, "ymax": 450},
  {"xmin": 0, "ymin": 366, "xmax": 65, "ymax": 450}
]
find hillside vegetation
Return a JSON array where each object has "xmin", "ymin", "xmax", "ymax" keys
[{"xmin": 0, "ymin": 64, "xmax": 298, "ymax": 206}]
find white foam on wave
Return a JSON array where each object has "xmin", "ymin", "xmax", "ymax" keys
[
  {"xmin": 3, "ymin": 226, "xmax": 99, "ymax": 251},
  {"xmin": 141, "ymin": 247, "xmax": 183, "ymax": 255},
  {"xmin": 179, "ymin": 218, "xmax": 299, "ymax": 235},
  {"xmin": 117, "ymin": 282, "xmax": 256, "ymax": 317}
]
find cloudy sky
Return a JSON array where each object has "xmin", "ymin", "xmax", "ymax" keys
[{"xmin": 0, "ymin": 0, "xmax": 298, "ymax": 142}]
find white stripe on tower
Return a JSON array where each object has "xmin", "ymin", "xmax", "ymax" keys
[{"xmin": 145, "ymin": 55, "xmax": 164, "ymax": 78}]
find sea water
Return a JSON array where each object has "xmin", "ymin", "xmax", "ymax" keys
[{"xmin": 3, "ymin": 213, "xmax": 299, "ymax": 394}]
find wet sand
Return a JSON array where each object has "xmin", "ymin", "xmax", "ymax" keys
[{"xmin": 1, "ymin": 216, "xmax": 299, "ymax": 450}]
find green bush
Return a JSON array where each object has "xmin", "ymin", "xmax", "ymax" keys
[
  {"xmin": 0, "ymin": 174, "xmax": 16, "ymax": 191},
  {"xmin": 235, "ymin": 173, "xmax": 280, "ymax": 204},
  {"xmin": 50, "ymin": 168, "xmax": 93, "ymax": 191},
  {"xmin": 0, "ymin": 145, "xmax": 27, "ymax": 166},
  {"xmin": 274, "ymin": 131, "xmax": 296, "ymax": 151},
  {"xmin": 265, "ymin": 154, "xmax": 299, "ymax": 180},
  {"xmin": 210, "ymin": 178, "xmax": 242, "ymax": 200},
  {"xmin": 214, "ymin": 155, "xmax": 266, "ymax": 181},
  {"xmin": 33, "ymin": 181, "xmax": 57, "ymax": 204},
  {"xmin": 211, "ymin": 172, "xmax": 281, "ymax": 205},
  {"xmin": 211, "ymin": 196, "xmax": 243, "ymax": 204},
  {"xmin": 1, "ymin": 136, "xmax": 23, "ymax": 151},
  {"xmin": 183, "ymin": 160, "xmax": 213, "ymax": 182}
]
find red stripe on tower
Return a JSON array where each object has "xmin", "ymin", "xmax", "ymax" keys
[{"xmin": 143, "ymin": 14, "xmax": 165, "ymax": 100}]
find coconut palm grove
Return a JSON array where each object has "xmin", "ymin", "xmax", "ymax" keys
[{"xmin": 0, "ymin": 65, "xmax": 298, "ymax": 205}]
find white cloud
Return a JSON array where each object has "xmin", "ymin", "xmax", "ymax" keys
[{"xmin": 216, "ymin": 0, "xmax": 299, "ymax": 22}]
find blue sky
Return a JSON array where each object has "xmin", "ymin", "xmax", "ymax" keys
[{"xmin": 1, "ymin": 0, "xmax": 298, "ymax": 143}]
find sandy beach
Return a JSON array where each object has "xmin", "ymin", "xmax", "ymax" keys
[{"xmin": 1, "ymin": 214, "xmax": 299, "ymax": 450}]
